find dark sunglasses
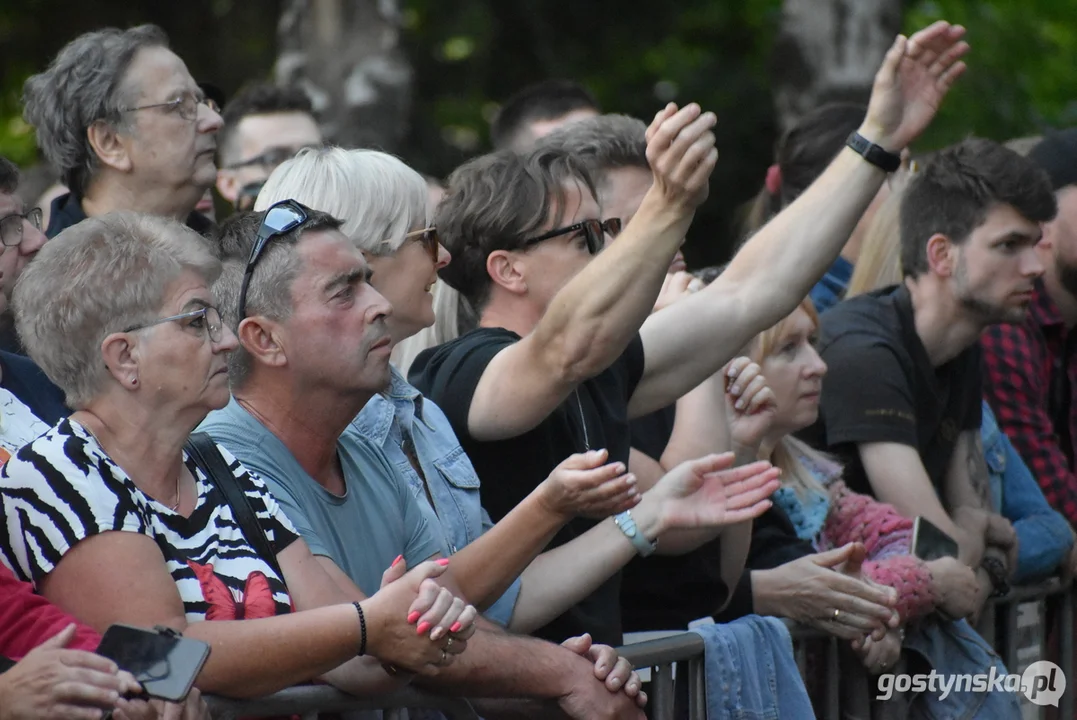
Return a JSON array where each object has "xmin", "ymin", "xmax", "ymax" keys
[
  {"xmin": 521, "ymin": 218, "xmax": 622, "ymax": 256},
  {"xmin": 405, "ymin": 227, "xmax": 440, "ymax": 263},
  {"xmin": 237, "ymin": 199, "xmax": 311, "ymax": 319}
]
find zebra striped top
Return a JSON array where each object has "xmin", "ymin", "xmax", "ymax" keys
[{"xmin": 0, "ymin": 419, "xmax": 299, "ymax": 622}]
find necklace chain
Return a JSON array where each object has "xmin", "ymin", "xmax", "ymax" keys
[{"xmin": 80, "ymin": 421, "xmax": 182, "ymax": 511}]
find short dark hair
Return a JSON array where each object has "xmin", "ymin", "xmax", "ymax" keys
[
  {"xmin": 218, "ymin": 83, "xmax": 315, "ymax": 165},
  {"xmin": 537, "ymin": 114, "xmax": 648, "ymax": 197},
  {"xmin": 436, "ymin": 147, "xmax": 597, "ymax": 310},
  {"xmin": 214, "ymin": 207, "xmax": 342, "ymax": 386},
  {"xmin": 0, "ymin": 157, "xmax": 19, "ymax": 195},
  {"xmin": 742, "ymin": 102, "xmax": 865, "ymax": 237},
  {"xmin": 491, "ymin": 80, "xmax": 600, "ymax": 152},
  {"xmin": 900, "ymin": 137, "xmax": 1057, "ymax": 278}
]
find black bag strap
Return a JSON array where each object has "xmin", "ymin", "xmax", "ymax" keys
[
  {"xmin": 184, "ymin": 432, "xmax": 284, "ymax": 580},
  {"xmin": 0, "ymin": 655, "xmax": 14, "ymax": 673}
]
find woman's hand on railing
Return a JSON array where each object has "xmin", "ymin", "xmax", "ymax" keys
[
  {"xmin": 563, "ymin": 633, "xmax": 648, "ymax": 709},
  {"xmin": 364, "ymin": 559, "xmax": 478, "ymax": 673},
  {"xmin": 925, "ymin": 556, "xmax": 979, "ymax": 619}
]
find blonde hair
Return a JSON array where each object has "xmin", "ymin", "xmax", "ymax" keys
[
  {"xmin": 255, "ymin": 146, "xmax": 429, "ymax": 255},
  {"xmin": 846, "ymin": 186, "xmax": 904, "ymax": 298},
  {"xmin": 748, "ymin": 297, "xmax": 835, "ymax": 498}
]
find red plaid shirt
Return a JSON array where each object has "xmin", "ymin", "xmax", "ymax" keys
[{"xmin": 982, "ymin": 279, "xmax": 1077, "ymax": 526}]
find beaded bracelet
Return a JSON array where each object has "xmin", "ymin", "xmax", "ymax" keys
[{"xmin": 353, "ymin": 601, "xmax": 367, "ymax": 656}]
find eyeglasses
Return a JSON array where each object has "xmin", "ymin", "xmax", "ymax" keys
[
  {"xmin": 405, "ymin": 227, "xmax": 440, "ymax": 263},
  {"xmin": 124, "ymin": 306, "xmax": 224, "ymax": 344},
  {"xmin": 235, "ymin": 181, "xmax": 265, "ymax": 212},
  {"xmin": 225, "ymin": 144, "xmax": 322, "ymax": 171},
  {"xmin": 521, "ymin": 218, "xmax": 622, "ymax": 256},
  {"xmin": 120, "ymin": 92, "xmax": 220, "ymax": 122},
  {"xmin": 237, "ymin": 199, "xmax": 311, "ymax": 319},
  {"xmin": 0, "ymin": 208, "xmax": 43, "ymax": 248}
]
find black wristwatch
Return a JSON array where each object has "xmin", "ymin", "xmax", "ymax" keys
[
  {"xmin": 980, "ymin": 555, "xmax": 1011, "ymax": 598},
  {"xmin": 846, "ymin": 131, "xmax": 902, "ymax": 173}
]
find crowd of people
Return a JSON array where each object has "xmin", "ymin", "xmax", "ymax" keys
[{"xmin": 0, "ymin": 15, "xmax": 1073, "ymax": 720}]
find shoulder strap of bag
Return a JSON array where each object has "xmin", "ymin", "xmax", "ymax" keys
[{"xmin": 184, "ymin": 432, "xmax": 284, "ymax": 580}]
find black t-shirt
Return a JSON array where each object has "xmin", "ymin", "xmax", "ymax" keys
[
  {"xmin": 621, "ymin": 405, "xmax": 730, "ymax": 632},
  {"xmin": 409, "ymin": 327, "xmax": 646, "ymax": 646},
  {"xmin": 798, "ymin": 284, "xmax": 982, "ymax": 497},
  {"xmin": 1, "ymin": 352, "xmax": 67, "ymax": 425}
]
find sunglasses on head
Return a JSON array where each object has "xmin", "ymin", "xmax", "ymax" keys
[
  {"xmin": 521, "ymin": 218, "xmax": 622, "ymax": 256},
  {"xmin": 237, "ymin": 199, "xmax": 312, "ymax": 319}
]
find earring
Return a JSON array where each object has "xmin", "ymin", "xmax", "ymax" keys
[{"xmin": 129, "ymin": 376, "xmax": 139, "ymax": 387}]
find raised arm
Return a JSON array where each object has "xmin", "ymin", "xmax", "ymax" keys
[
  {"xmin": 628, "ymin": 22, "xmax": 970, "ymax": 417},
  {"xmin": 465, "ymin": 106, "xmax": 718, "ymax": 441}
]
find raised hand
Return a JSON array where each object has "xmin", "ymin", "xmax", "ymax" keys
[
  {"xmin": 724, "ymin": 357, "xmax": 777, "ymax": 452},
  {"xmin": 537, "ymin": 449, "xmax": 641, "ymax": 520},
  {"xmin": 644, "ymin": 103, "xmax": 718, "ymax": 210},
  {"xmin": 652, "ymin": 271, "xmax": 701, "ymax": 314},
  {"xmin": 649, "ymin": 452, "xmax": 781, "ymax": 533},
  {"xmin": 863, "ymin": 21, "xmax": 969, "ymax": 151}
]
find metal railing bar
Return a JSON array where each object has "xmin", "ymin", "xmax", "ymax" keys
[{"xmin": 650, "ymin": 663, "xmax": 675, "ymax": 720}]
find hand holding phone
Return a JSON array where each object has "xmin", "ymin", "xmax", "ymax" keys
[
  {"xmin": 95, "ymin": 624, "xmax": 210, "ymax": 703},
  {"xmin": 911, "ymin": 516, "xmax": 959, "ymax": 561}
]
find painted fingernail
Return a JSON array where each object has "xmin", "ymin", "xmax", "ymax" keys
[
  {"xmin": 436, "ymin": 558, "xmax": 450, "ymax": 566},
  {"xmin": 392, "ymin": 554, "xmax": 404, "ymax": 567},
  {"xmin": 450, "ymin": 622, "xmax": 462, "ymax": 633},
  {"xmin": 736, "ymin": 399, "xmax": 746, "ymax": 410},
  {"xmin": 407, "ymin": 611, "xmax": 421, "ymax": 624},
  {"xmin": 416, "ymin": 621, "xmax": 432, "ymax": 635}
]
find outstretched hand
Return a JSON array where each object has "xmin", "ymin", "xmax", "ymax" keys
[
  {"xmin": 538, "ymin": 448, "xmax": 641, "ymax": 520},
  {"xmin": 863, "ymin": 21, "xmax": 969, "ymax": 151},
  {"xmin": 650, "ymin": 452, "xmax": 781, "ymax": 533}
]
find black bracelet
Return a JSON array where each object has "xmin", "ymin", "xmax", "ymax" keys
[
  {"xmin": 846, "ymin": 131, "xmax": 902, "ymax": 173},
  {"xmin": 980, "ymin": 556, "xmax": 1011, "ymax": 598},
  {"xmin": 353, "ymin": 601, "xmax": 367, "ymax": 656}
]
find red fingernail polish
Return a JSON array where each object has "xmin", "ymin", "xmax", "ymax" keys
[
  {"xmin": 407, "ymin": 611, "xmax": 421, "ymax": 624},
  {"xmin": 437, "ymin": 558, "xmax": 450, "ymax": 566},
  {"xmin": 416, "ymin": 621, "xmax": 432, "ymax": 635},
  {"xmin": 450, "ymin": 622, "xmax": 462, "ymax": 633},
  {"xmin": 392, "ymin": 554, "xmax": 403, "ymax": 567}
]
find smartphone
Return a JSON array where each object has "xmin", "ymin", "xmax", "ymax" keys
[
  {"xmin": 95, "ymin": 624, "xmax": 210, "ymax": 702},
  {"xmin": 911, "ymin": 516, "xmax": 960, "ymax": 561}
]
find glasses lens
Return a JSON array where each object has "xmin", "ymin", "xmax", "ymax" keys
[
  {"xmin": 264, "ymin": 203, "xmax": 306, "ymax": 235},
  {"xmin": 0, "ymin": 216, "xmax": 22, "ymax": 247},
  {"xmin": 584, "ymin": 220, "xmax": 603, "ymax": 255},
  {"xmin": 206, "ymin": 306, "xmax": 223, "ymax": 343},
  {"xmin": 423, "ymin": 229, "xmax": 440, "ymax": 262},
  {"xmin": 27, "ymin": 208, "xmax": 43, "ymax": 231},
  {"xmin": 603, "ymin": 218, "xmax": 623, "ymax": 238}
]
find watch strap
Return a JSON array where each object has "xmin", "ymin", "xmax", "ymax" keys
[
  {"xmin": 613, "ymin": 510, "xmax": 658, "ymax": 557},
  {"xmin": 846, "ymin": 131, "xmax": 902, "ymax": 173}
]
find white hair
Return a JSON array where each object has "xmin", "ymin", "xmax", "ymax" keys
[
  {"xmin": 14, "ymin": 211, "xmax": 220, "ymax": 408},
  {"xmin": 255, "ymin": 146, "xmax": 429, "ymax": 255}
]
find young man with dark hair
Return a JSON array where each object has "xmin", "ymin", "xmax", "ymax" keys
[
  {"xmin": 803, "ymin": 137, "xmax": 1058, "ymax": 614},
  {"xmin": 490, "ymin": 79, "xmax": 600, "ymax": 152},
  {"xmin": 215, "ymin": 83, "xmax": 322, "ymax": 209},
  {"xmin": 412, "ymin": 22, "xmax": 970, "ymax": 645},
  {"xmin": 982, "ymin": 128, "xmax": 1077, "ymax": 526}
]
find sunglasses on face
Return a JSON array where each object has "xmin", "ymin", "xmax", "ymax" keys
[
  {"xmin": 521, "ymin": 217, "xmax": 623, "ymax": 256},
  {"xmin": 405, "ymin": 227, "xmax": 440, "ymax": 263},
  {"xmin": 237, "ymin": 199, "xmax": 312, "ymax": 319}
]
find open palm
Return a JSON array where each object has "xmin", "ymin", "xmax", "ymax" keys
[
  {"xmin": 654, "ymin": 453, "xmax": 780, "ymax": 530},
  {"xmin": 865, "ymin": 21, "xmax": 969, "ymax": 151}
]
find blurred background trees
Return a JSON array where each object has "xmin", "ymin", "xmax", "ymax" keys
[{"xmin": 1, "ymin": 0, "xmax": 1075, "ymax": 267}]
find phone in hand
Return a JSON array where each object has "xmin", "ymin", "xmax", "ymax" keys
[
  {"xmin": 95, "ymin": 624, "xmax": 210, "ymax": 702},
  {"xmin": 911, "ymin": 516, "xmax": 960, "ymax": 561}
]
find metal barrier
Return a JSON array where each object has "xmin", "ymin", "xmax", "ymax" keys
[{"xmin": 204, "ymin": 579, "xmax": 1076, "ymax": 719}]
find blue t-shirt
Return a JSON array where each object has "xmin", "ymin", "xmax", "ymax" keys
[
  {"xmin": 809, "ymin": 255, "xmax": 854, "ymax": 314},
  {"xmin": 1, "ymin": 351, "xmax": 67, "ymax": 425},
  {"xmin": 200, "ymin": 398, "xmax": 441, "ymax": 594}
]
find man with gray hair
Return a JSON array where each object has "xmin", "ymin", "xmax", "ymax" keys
[{"xmin": 23, "ymin": 24, "xmax": 223, "ymax": 238}]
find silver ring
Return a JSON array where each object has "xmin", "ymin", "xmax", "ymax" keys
[
  {"xmin": 833, "ymin": 608, "xmax": 841, "ymax": 620},
  {"xmin": 440, "ymin": 650, "xmax": 448, "ymax": 664},
  {"xmin": 445, "ymin": 636, "xmax": 455, "ymax": 650}
]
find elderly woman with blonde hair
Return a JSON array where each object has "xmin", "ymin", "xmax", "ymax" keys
[
  {"xmin": 0, "ymin": 211, "xmax": 477, "ymax": 700},
  {"xmin": 251, "ymin": 147, "xmax": 780, "ymax": 648}
]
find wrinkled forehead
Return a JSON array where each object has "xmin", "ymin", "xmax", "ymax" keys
[
  {"xmin": 122, "ymin": 45, "xmax": 197, "ymax": 102},
  {"xmin": 295, "ymin": 228, "xmax": 367, "ymax": 284}
]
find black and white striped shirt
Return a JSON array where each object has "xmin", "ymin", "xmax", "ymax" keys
[{"xmin": 0, "ymin": 419, "xmax": 298, "ymax": 621}]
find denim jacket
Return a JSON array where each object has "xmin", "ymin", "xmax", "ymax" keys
[
  {"xmin": 981, "ymin": 400, "xmax": 1073, "ymax": 584},
  {"xmin": 349, "ymin": 366, "xmax": 522, "ymax": 625}
]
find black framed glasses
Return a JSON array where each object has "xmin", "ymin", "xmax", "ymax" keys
[
  {"xmin": 120, "ymin": 91, "xmax": 220, "ymax": 122},
  {"xmin": 0, "ymin": 208, "xmax": 43, "ymax": 248},
  {"xmin": 237, "ymin": 199, "xmax": 311, "ymax": 319},
  {"xmin": 124, "ymin": 306, "xmax": 224, "ymax": 344},
  {"xmin": 521, "ymin": 218, "xmax": 622, "ymax": 256}
]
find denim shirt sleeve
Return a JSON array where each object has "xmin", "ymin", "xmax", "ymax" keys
[
  {"xmin": 483, "ymin": 576, "xmax": 522, "ymax": 627},
  {"xmin": 982, "ymin": 402, "xmax": 1074, "ymax": 583}
]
